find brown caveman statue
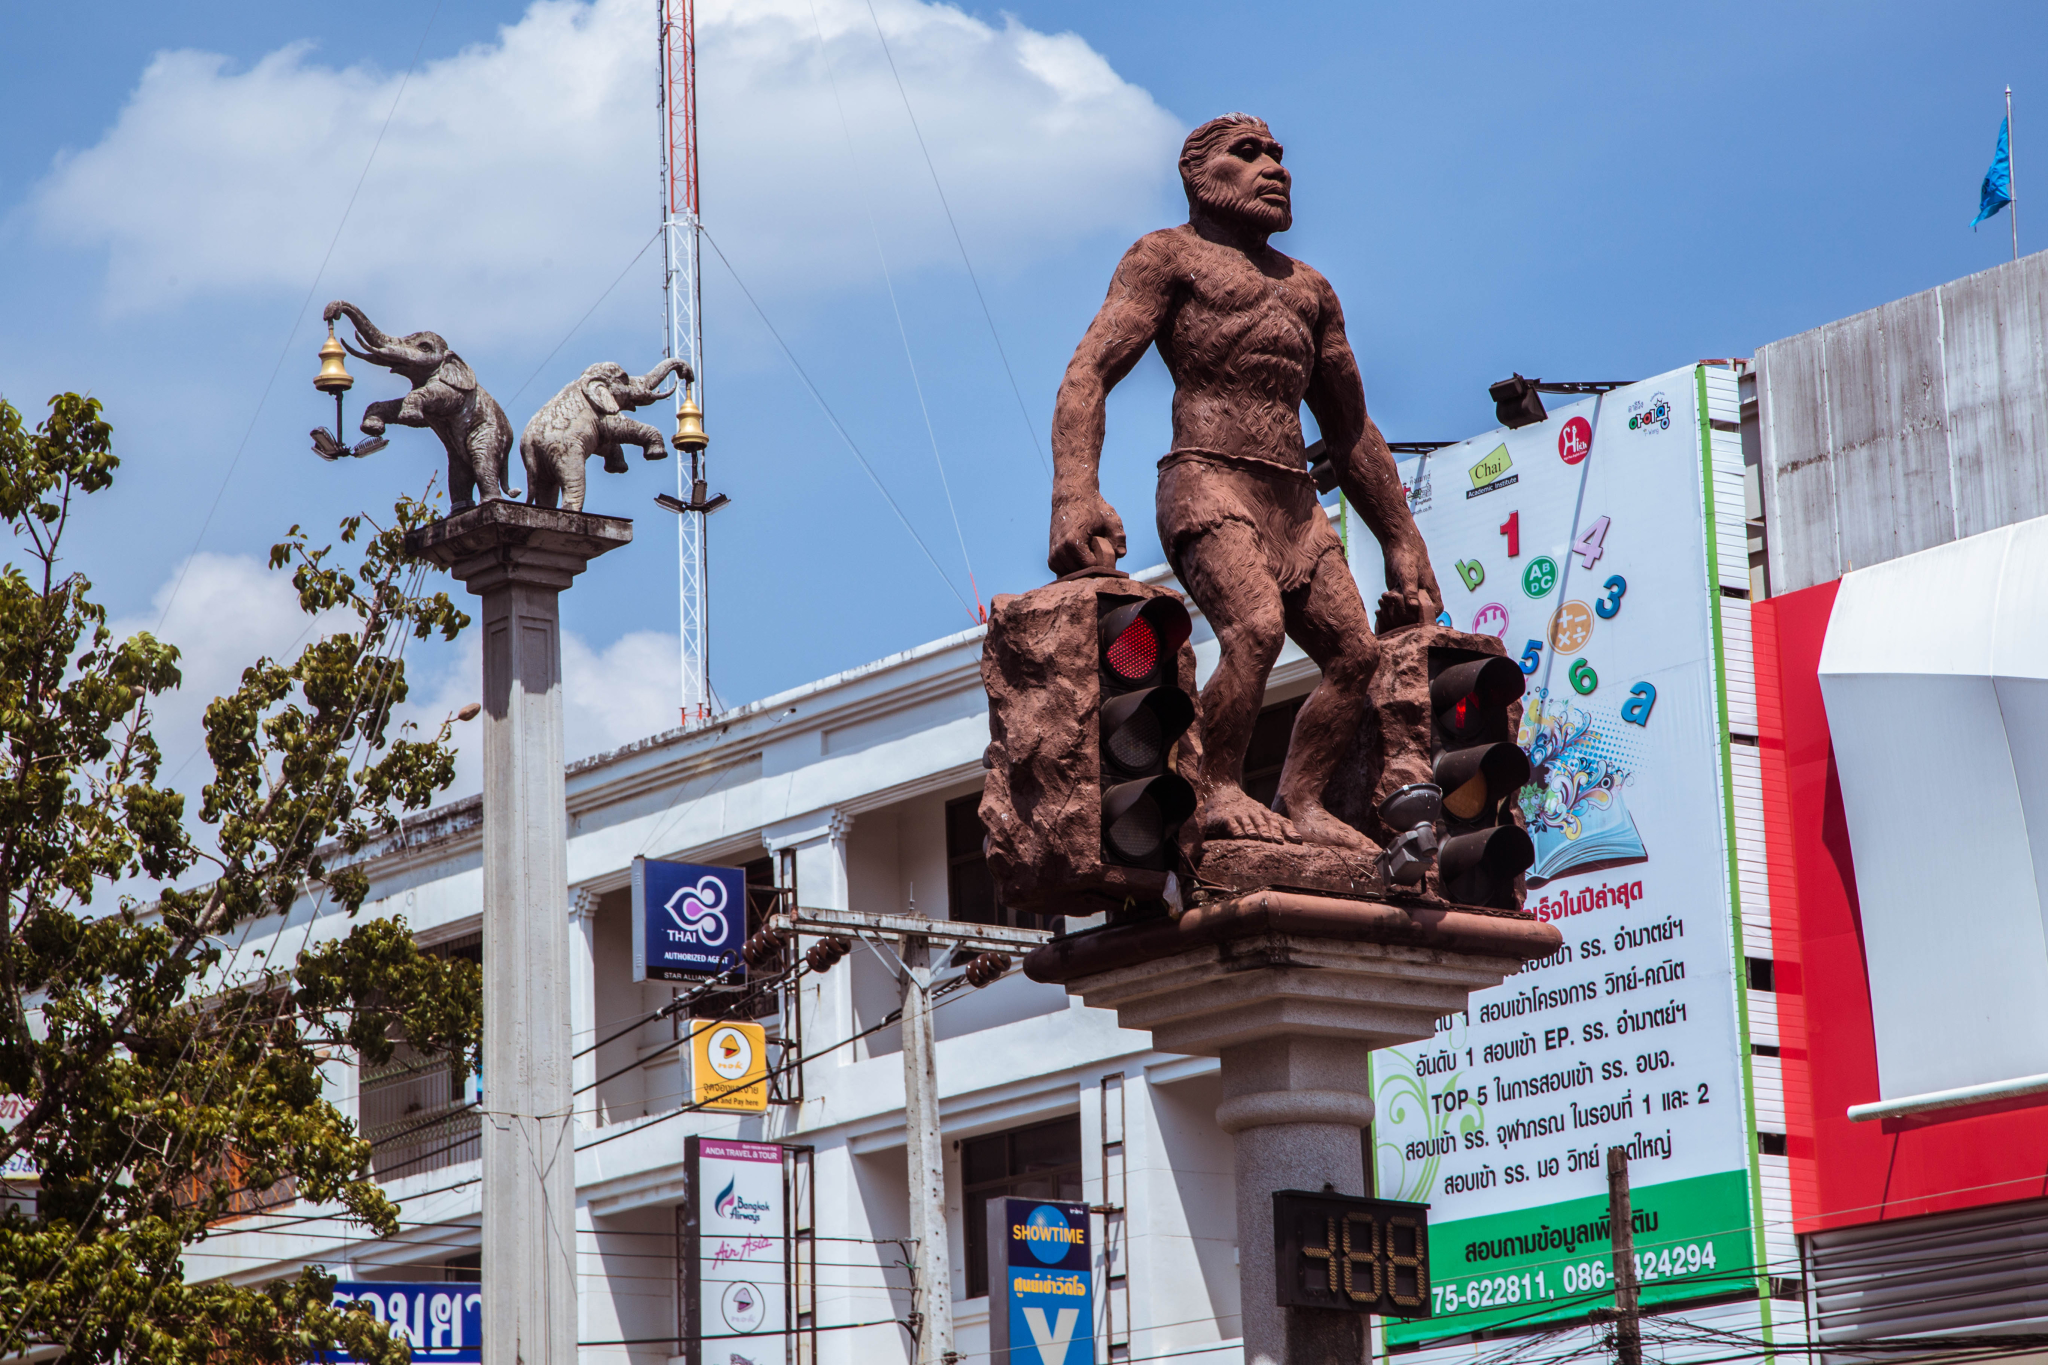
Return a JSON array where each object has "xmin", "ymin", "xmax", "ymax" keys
[{"xmin": 1051, "ymin": 113, "xmax": 1444, "ymax": 854}]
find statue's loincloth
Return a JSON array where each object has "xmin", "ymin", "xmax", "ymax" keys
[{"xmin": 1155, "ymin": 448, "xmax": 1343, "ymax": 594}]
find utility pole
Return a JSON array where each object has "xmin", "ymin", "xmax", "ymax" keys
[
  {"xmin": 770, "ymin": 906, "xmax": 1048, "ymax": 1365},
  {"xmin": 901, "ymin": 932, "xmax": 952, "ymax": 1365},
  {"xmin": 1606, "ymin": 1146, "xmax": 1643, "ymax": 1365}
]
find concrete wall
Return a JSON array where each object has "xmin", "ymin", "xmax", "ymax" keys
[{"xmin": 1756, "ymin": 249, "xmax": 2048, "ymax": 592}]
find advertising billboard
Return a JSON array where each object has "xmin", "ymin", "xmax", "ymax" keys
[
  {"xmin": 684, "ymin": 1136, "xmax": 787, "ymax": 1365},
  {"xmin": 633, "ymin": 857, "xmax": 746, "ymax": 983},
  {"xmin": 985, "ymin": 1197, "xmax": 1094, "ymax": 1365},
  {"xmin": 687, "ymin": 1018, "xmax": 771, "ymax": 1113},
  {"xmin": 327, "ymin": 1283, "xmax": 482, "ymax": 1363},
  {"xmin": 1350, "ymin": 367, "xmax": 1764, "ymax": 1343}
]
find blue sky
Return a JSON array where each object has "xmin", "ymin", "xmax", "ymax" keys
[{"xmin": 1, "ymin": 0, "xmax": 2040, "ymax": 788}]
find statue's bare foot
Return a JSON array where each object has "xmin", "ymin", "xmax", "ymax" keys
[
  {"xmin": 1280, "ymin": 800, "xmax": 1376, "ymax": 854},
  {"xmin": 1201, "ymin": 787, "xmax": 1301, "ymax": 844}
]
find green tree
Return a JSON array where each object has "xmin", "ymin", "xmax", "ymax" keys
[{"xmin": 0, "ymin": 394, "xmax": 484, "ymax": 1363}]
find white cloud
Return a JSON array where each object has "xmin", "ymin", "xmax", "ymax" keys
[{"xmin": 31, "ymin": 0, "xmax": 1180, "ymax": 335}]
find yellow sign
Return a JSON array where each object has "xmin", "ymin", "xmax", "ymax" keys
[
  {"xmin": 687, "ymin": 1019, "xmax": 769, "ymax": 1113},
  {"xmin": 1467, "ymin": 444, "xmax": 1513, "ymax": 489}
]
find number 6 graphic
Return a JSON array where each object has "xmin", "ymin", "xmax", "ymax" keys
[{"xmin": 1569, "ymin": 658, "xmax": 1599, "ymax": 695}]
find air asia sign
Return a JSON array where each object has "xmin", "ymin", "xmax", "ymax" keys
[
  {"xmin": 632, "ymin": 857, "xmax": 746, "ymax": 982},
  {"xmin": 987, "ymin": 1198, "xmax": 1094, "ymax": 1365},
  {"xmin": 325, "ymin": 1284, "xmax": 482, "ymax": 1363},
  {"xmin": 1349, "ymin": 367, "xmax": 1765, "ymax": 1344},
  {"xmin": 684, "ymin": 1137, "xmax": 787, "ymax": 1365}
]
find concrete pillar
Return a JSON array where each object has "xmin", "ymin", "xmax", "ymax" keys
[
  {"xmin": 1216, "ymin": 1037, "xmax": 1376, "ymax": 1365},
  {"xmin": 569, "ymin": 888, "xmax": 600, "ymax": 1129},
  {"xmin": 407, "ymin": 502, "xmax": 631, "ymax": 1365}
]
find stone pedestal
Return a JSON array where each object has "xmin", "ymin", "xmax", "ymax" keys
[
  {"xmin": 1025, "ymin": 890, "xmax": 1559, "ymax": 1365},
  {"xmin": 408, "ymin": 502, "xmax": 632, "ymax": 1365}
]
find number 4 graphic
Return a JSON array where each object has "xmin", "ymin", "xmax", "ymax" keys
[{"xmin": 1573, "ymin": 515, "xmax": 1610, "ymax": 570}]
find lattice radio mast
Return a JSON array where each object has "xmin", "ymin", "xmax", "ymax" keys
[{"xmin": 659, "ymin": 0, "xmax": 723, "ymax": 727}]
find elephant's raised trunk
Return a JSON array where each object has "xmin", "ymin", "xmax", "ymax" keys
[
  {"xmin": 324, "ymin": 299, "xmax": 435, "ymax": 371},
  {"xmin": 635, "ymin": 356, "xmax": 693, "ymax": 402}
]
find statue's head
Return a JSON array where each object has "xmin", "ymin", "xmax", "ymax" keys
[{"xmin": 1179, "ymin": 114, "xmax": 1291, "ymax": 236}]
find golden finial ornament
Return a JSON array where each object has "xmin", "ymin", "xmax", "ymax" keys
[
  {"xmin": 314, "ymin": 323, "xmax": 354, "ymax": 394},
  {"xmin": 673, "ymin": 384, "xmax": 709, "ymax": 455},
  {"xmin": 314, "ymin": 322, "xmax": 355, "ymax": 446}
]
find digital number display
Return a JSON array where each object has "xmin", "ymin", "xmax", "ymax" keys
[{"xmin": 1272, "ymin": 1192, "xmax": 1430, "ymax": 1317}]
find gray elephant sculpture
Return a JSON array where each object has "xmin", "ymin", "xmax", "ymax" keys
[
  {"xmin": 520, "ymin": 358, "xmax": 692, "ymax": 512},
  {"xmin": 310, "ymin": 300, "xmax": 513, "ymax": 510}
]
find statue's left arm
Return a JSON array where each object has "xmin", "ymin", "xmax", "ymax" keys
[{"xmin": 1302, "ymin": 274, "xmax": 1443, "ymax": 627}]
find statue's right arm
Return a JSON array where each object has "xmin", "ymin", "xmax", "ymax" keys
[{"xmin": 1048, "ymin": 235, "xmax": 1177, "ymax": 575}]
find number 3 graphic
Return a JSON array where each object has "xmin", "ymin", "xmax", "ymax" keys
[{"xmin": 1595, "ymin": 574, "xmax": 1627, "ymax": 619}]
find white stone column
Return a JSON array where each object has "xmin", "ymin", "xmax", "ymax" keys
[
  {"xmin": 408, "ymin": 503, "xmax": 631, "ymax": 1365},
  {"xmin": 569, "ymin": 887, "xmax": 600, "ymax": 1129}
]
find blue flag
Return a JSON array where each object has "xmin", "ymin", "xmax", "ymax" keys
[{"xmin": 1973, "ymin": 116, "xmax": 2012, "ymax": 228}]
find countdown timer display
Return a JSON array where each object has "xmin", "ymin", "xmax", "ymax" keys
[{"xmin": 1272, "ymin": 1192, "xmax": 1431, "ymax": 1317}]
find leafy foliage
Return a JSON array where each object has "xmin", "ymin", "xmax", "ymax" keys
[{"xmin": 0, "ymin": 395, "xmax": 482, "ymax": 1362}]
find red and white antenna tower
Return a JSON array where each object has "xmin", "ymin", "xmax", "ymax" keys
[{"xmin": 660, "ymin": 0, "xmax": 721, "ymax": 727}]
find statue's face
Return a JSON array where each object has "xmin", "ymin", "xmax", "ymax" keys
[{"xmin": 1190, "ymin": 128, "xmax": 1292, "ymax": 234}]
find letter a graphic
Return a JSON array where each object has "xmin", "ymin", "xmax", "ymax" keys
[{"xmin": 1021, "ymin": 1307, "xmax": 1080, "ymax": 1365}]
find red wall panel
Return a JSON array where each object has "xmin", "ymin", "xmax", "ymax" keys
[{"xmin": 1754, "ymin": 584, "xmax": 2048, "ymax": 1233}]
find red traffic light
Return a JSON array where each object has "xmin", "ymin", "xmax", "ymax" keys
[
  {"xmin": 1430, "ymin": 656, "xmax": 1525, "ymax": 741},
  {"xmin": 1100, "ymin": 598, "xmax": 1192, "ymax": 688}
]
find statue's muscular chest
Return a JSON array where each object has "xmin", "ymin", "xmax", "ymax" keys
[{"xmin": 1162, "ymin": 247, "xmax": 1319, "ymax": 376}]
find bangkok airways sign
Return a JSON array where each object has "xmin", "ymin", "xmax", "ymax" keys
[{"xmin": 632, "ymin": 858, "xmax": 748, "ymax": 983}]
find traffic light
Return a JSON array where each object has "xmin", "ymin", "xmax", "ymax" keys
[
  {"xmin": 1097, "ymin": 598, "xmax": 1197, "ymax": 871},
  {"xmin": 1428, "ymin": 651, "xmax": 1535, "ymax": 908}
]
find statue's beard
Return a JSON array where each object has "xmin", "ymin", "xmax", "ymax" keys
[{"xmin": 1189, "ymin": 173, "xmax": 1291, "ymax": 234}]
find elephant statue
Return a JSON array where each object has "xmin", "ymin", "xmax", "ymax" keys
[
  {"xmin": 520, "ymin": 358, "xmax": 692, "ymax": 512},
  {"xmin": 310, "ymin": 300, "xmax": 513, "ymax": 511}
]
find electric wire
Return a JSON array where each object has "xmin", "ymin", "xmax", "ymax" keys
[
  {"xmin": 153, "ymin": 0, "xmax": 447, "ymax": 634},
  {"xmin": 699, "ymin": 226, "xmax": 975, "ymax": 620},
  {"xmin": 504, "ymin": 225, "xmax": 666, "ymax": 408},
  {"xmin": 859, "ymin": 0, "xmax": 1053, "ymax": 487},
  {"xmin": 807, "ymin": 0, "xmax": 983, "ymax": 622}
]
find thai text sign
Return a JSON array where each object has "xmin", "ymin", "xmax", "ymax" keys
[
  {"xmin": 687, "ymin": 1018, "xmax": 770, "ymax": 1113},
  {"xmin": 633, "ymin": 857, "xmax": 746, "ymax": 983},
  {"xmin": 1351, "ymin": 367, "xmax": 1762, "ymax": 1343},
  {"xmin": 987, "ymin": 1197, "xmax": 1094, "ymax": 1365},
  {"xmin": 328, "ymin": 1283, "xmax": 481, "ymax": 1362}
]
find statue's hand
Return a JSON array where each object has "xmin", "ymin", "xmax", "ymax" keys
[
  {"xmin": 1377, "ymin": 537, "xmax": 1443, "ymax": 628},
  {"xmin": 1048, "ymin": 491, "xmax": 1127, "ymax": 576}
]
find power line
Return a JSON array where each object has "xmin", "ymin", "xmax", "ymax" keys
[
  {"xmin": 699, "ymin": 226, "xmax": 975, "ymax": 619},
  {"xmin": 860, "ymin": 0, "xmax": 1052, "ymax": 488},
  {"xmin": 154, "ymin": 0, "xmax": 448, "ymax": 634}
]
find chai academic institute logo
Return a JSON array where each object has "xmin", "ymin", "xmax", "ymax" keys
[{"xmin": 1466, "ymin": 444, "xmax": 1517, "ymax": 499}]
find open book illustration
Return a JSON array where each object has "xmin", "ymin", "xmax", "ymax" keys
[{"xmin": 1516, "ymin": 691, "xmax": 1648, "ymax": 885}]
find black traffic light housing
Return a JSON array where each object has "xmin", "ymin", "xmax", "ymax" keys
[
  {"xmin": 1427, "ymin": 650, "xmax": 1535, "ymax": 909},
  {"xmin": 1490, "ymin": 374, "xmax": 1548, "ymax": 430},
  {"xmin": 1098, "ymin": 597, "xmax": 1197, "ymax": 872}
]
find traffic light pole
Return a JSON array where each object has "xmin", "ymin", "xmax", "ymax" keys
[{"xmin": 1607, "ymin": 1146, "xmax": 1643, "ymax": 1365}]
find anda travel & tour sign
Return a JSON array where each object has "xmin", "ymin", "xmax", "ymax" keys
[
  {"xmin": 683, "ymin": 1136, "xmax": 788, "ymax": 1365},
  {"xmin": 987, "ymin": 1197, "xmax": 1094, "ymax": 1365},
  {"xmin": 633, "ymin": 857, "xmax": 746, "ymax": 983}
]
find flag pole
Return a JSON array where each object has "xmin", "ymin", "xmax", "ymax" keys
[{"xmin": 2009, "ymin": 86, "xmax": 2019, "ymax": 262}]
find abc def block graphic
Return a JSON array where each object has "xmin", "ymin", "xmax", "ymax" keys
[{"xmin": 632, "ymin": 857, "xmax": 747, "ymax": 983}]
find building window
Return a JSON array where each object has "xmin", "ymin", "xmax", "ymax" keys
[
  {"xmin": 962, "ymin": 1115, "xmax": 1084, "ymax": 1298},
  {"xmin": 1241, "ymin": 697, "xmax": 1305, "ymax": 810},
  {"xmin": 946, "ymin": 795, "xmax": 1049, "ymax": 931},
  {"xmin": 364, "ymin": 930, "xmax": 481, "ymax": 1181}
]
